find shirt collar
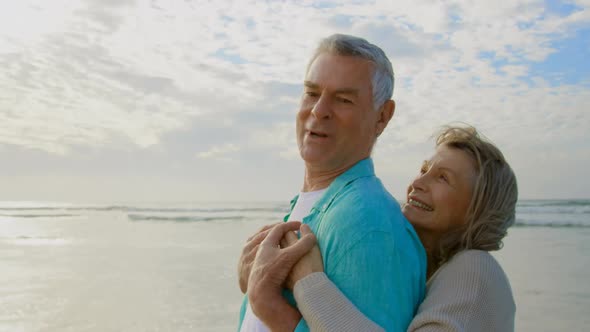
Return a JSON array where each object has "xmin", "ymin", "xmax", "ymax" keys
[{"xmin": 293, "ymin": 158, "xmax": 375, "ymax": 213}]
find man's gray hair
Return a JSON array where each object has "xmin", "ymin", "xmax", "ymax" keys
[{"xmin": 307, "ymin": 34, "xmax": 395, "ymax": 111}]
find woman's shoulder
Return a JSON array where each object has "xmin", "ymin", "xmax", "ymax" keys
[
  {"xmin": 448, "ymin": 249, "xmax": 496, "ymax": 263},
  {"xmin": 410, "ymin": 250, "xmax": 516, "ymax": 331},
  {"xmin": 444, "ymin": 250, "xmax": 499, "ymax": 270},
  {"xmin": 427, "ymin": 249, "xmax": 514, "ymax": 305},
  {"xmin": 437, "ymin": 250, "xmax": 508, "ymax": 282}
]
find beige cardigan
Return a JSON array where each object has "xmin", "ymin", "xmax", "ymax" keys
[{"xmin": 293, "ymin": 250, "xmax": 515, "ymax": 332}]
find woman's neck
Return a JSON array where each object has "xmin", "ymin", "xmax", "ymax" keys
[{"xmin": 416, "ymin": 229, "xmax": 441, "ymax": 279}]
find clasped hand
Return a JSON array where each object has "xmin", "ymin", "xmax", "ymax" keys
[
  {"xmin": 238, "ymin": 221, "xmax": 324, "ymax": 293},
  {"xmin": 237, "ymin": 221, "xmax": 324, "ymax": 330}
]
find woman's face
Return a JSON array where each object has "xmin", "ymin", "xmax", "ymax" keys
[{"xmin": 402, "ymin": 144, "xmax": 477, "ymax": 239}]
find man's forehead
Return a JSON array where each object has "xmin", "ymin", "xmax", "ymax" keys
[
  {"xmin": 304, "ymin": 80, "xmax": 360, "ymax": 94},
  {"xmin": 304, "ymin": 54, "xmax": 373, "ymax": 93}
]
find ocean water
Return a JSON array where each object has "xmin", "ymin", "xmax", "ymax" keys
[{"xmin": 0, "ymin": 200, "xmax": 588, "ymax": 331}]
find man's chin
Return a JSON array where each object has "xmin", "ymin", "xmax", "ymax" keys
[{"xmin": 301, "ymin": 151, "xmax": 330, "ymax": 164}]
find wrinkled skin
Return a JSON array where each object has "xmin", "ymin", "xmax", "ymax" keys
[
  {"xmin": 237, "ymin": 222, "xmax": 282, "ymax": 294},
  {"xmin": 240, "ymin": 222, "xmax": 317, "ymax": 331},
  {"xmin": 280, "ymin": 227, "xmax": 324, "ymax": 290}
]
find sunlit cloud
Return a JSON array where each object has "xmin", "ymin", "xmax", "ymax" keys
[
  {"xmin": 197, "ymin": 143, "xmax": 240, "ymax": 161},
  {"xmin": 0, "ymin": 0, "xmax": 588, "ymax": 201}
]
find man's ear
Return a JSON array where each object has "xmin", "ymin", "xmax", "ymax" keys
[{"xmin": 376, "ymin": 99, "xmax": 395, "ymax": 137}]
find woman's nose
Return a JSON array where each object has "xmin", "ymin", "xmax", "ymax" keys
[{"xmin": 411, "ymin": 174, "xmax": 428, "ymax": 192}]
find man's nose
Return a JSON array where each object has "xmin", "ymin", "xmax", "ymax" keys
[{"xmin": 311, "ymin": 95, "xmax": 332, "ymax": 119}]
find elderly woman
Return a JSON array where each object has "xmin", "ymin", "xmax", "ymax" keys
[{"xmin": 242, "ymin": 125, "xmax": 518, "ymax": 332}]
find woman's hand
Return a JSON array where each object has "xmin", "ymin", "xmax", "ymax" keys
[{"xmin": 281, "ymin": 224, "xmax": 325, "ymax": 290}]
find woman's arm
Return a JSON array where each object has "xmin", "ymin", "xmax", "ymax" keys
[
  {"xmin": 291, "ymin": 250, "xmax": 516, "ymax": 332},
  {"xmin": 407, "ymin": 250, "xmax": 515, "ymax": 332},
  {"xmin": 283, "ymin": 227, "xmax": 385, "ymax": 332},
  {"xmin": 293, "ymin": 272, "xmax": 385, "ymax": 332}
]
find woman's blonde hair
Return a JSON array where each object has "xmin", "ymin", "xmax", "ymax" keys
[{"xmin": 433, "ymin": 125, "xmax": 518, "ymax": 268}]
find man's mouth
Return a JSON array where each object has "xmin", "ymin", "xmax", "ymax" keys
[
  {"xmin": 309, "ymin": 130, "xmax": 328, "ymax": 138},
  {"xmin": 408, "ymin": 198, "xmax": 434, "ymax": 211}
]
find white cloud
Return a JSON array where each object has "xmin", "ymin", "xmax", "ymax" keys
[
  {"xmin": 248, "ymin": 121, "xmax": 300, "ymax": 160},
  {"xmin": 197, "ymin": 143, "xmax": 240, "ymax": 161},
  {"xmin": 0, "ymin": 0, "xmax": 588, "ymax": 200}
]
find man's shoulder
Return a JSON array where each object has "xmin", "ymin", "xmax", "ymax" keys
[
  {"xmin": 331, "ymin": 176, "xmax": 401, "ymax": 217},
  {"xmin": 319, "ymin": 176, "xmax": 407, "ymax": 235}
]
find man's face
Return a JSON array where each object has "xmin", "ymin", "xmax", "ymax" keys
[{"xmin": 296, "ymin": 53, "xmax": 381, "ymax": 172}]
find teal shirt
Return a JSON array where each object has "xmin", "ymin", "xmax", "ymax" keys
[{"xmin": 239, "ymin": 158, "xmax": 426, "ymax": 332}]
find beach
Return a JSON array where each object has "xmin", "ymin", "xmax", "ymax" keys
[{"xmin": 0, "ymin": 200, "xmax": 588, "ymax": 331}]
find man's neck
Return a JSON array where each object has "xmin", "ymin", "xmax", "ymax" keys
[
  {"xmin": 301, "ymin": 159, "xmax": 363, "ymax": 192},
  {"xmin": 301, "ymin": 163, "xmax": 352, "ymax": 192},
  {"xmin": 301, "ymin": 173, "xmax": 337, "ymax": 192}
]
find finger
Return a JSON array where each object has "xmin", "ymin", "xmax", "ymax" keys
[
  {"xmin": 258, "ymin": 222, "xmax": 283, "ymax": 233},
  {"xmin": 262, "ymin": 222, "xmax": 302, "ymax": 246},
  {"xmin": 280, "ymin": 236, "xmax": 288, "ymax": 249},
  {"xmin": 243, "ymin": 229, "xmax": 271, "ymax": 253},
  {"xmin": 248, "ymin": 222, "xmax": 281, "ymax": 242},
  {"xmin": 282, "ymin": 233, "xmax": 317, "ymax": 261},
  {"xmin": 300, "ymin": 224, "xmax": 313, "ymax": 236},
  {"xmin": 284, "ymin": 230, "xmax": 299, "ymax": 247},
  {"xmin": 244, "ymin": 229, "xmax": 270, "ymax": 252},
  {"xmin": 280, "ymin": 230, "xmax": 299, "ymax": 248},
  {"xmin": 245, "ymin": 244, "xmax": 259, "ymax": 261}
]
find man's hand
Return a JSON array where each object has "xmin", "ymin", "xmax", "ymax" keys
[
  {"xmin": 248, "ymin": 222, "xmax": 316, "ymax": 332},
  {"xmin": 237, "ymin": 223, "xmax": 281, "ymax": 293}
]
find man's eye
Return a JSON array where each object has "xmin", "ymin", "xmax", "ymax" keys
[
  {"xmin": 305, "ymin": 91, "xmax": 319, "ymax": 98},
  {"xmin": 337, "ymin": 97, "xmax": 353, "ymax": 104}
]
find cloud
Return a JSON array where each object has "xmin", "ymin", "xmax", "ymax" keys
[
  {"xmin": 0, "ymin": 0, "xmax": 588, "ymax": 200},
  {"xmin": 197, "ymin": 143, "xmax": 240, "ymax": 161}
]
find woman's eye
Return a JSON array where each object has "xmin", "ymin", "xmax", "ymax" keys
[
  {"xmin": 420, "ymin": 161, "xmax": 429, "ymax": 175},
  {"xmin": 439, "ymin": 174, "xmax": 448, "ymax": 182}
]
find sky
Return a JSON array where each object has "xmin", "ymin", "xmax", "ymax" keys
[{"xmin": 0, "ymin": 0, "xmax": 589, "ymax": 203}]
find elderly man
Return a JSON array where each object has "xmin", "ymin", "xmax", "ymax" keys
[{"xmin": 237, "ymin": 34, "xmax": 426, "ymax": 332}]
